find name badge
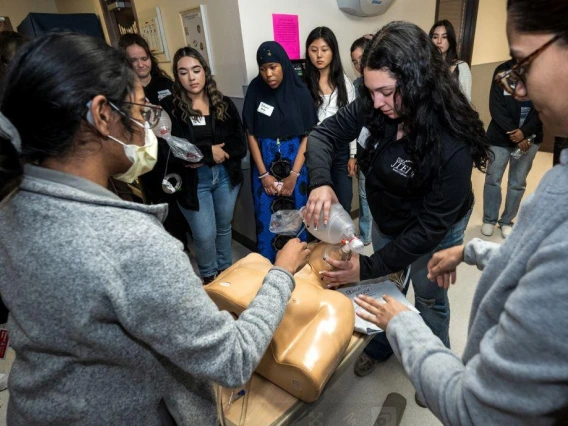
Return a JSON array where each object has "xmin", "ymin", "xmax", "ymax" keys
[
  {"xmin": 257, "ymin": 102, "xmax": 274, "ymax": 116},
  {"xmin": 357, "ymin": 126, "xmax": 371, "ymax": 148},
  {"xmin": 191, "ymin": 116, "xmax": 206, "ymax": 126}
]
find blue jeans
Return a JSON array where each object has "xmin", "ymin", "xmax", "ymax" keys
[
  {"xmin": 483, "ymin": 144, "xmax": 539, "ymax": 226},
  {"xmin": 364, "ymin": 208, "xmax": 472, "ymax": 360},
  {"xmin": 331, "ymin": 145, "xmax": 353, "ymax": 213},
  {"xmin": 358, "ymin": 171, "xmax": 373, "ymax": 245},
  {"xmin": 177, "ymin": 165, "xmax": 241, "ymax": 277}
]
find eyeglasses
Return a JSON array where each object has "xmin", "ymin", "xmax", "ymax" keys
[
  {"xmin": 110, "ymin": 101, "xmax": 162, "ymax": 128},
  {"xmin": 495, "ymin": 33, "xmax": 562, "ymax": 95}
]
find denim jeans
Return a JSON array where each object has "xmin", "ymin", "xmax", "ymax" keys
[
  {"xmin": 364, "ymin": 208, "xmax": 472, "ymax": 361},
  {"xmin": 331, "ymin": 145, "xmax": 353, "ymax": 213},
  {"xmin": 358, "ymin": 171, "xmax": 373, "ymax": 245},
  {"xmin": 177, "ymin": 165, "xmax": 241, "ymax": 277},
  {"xmin": 483, "ymin": 144, "xmax": 539, "ymax": 226}
]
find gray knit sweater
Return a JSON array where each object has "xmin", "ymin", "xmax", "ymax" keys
[
  {"xmin": 0, "ymin": 165, "xmax": 295, "ymax": 425},
  {"xmin": 386, "ymin": 151, "xmax": 568, "ymax": 424}
]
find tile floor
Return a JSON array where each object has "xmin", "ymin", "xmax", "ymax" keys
[{"xmin": 0, "ymin": 151, "xmax": 554, "ymax": 425}]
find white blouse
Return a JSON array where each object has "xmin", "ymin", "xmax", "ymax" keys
[{"xmin": 317, "ymin": 74, "xmax": 357, "ymax": 156}]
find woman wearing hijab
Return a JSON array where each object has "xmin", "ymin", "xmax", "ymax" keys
[{"xmin": 243, "ymin": 41, "xmax": 318, "ymax": 262}]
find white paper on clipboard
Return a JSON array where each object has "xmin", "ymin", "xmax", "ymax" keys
[{"xmin": 337, "ymin": 280, "xmax": 418, "ymax": 335}]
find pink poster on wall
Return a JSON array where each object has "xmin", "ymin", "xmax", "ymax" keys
[{"xmin": 272, "ymin": 14, "xmax": 300, "ymax": 60}]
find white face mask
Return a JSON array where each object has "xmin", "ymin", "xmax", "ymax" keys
[{"xmin": 108, "ymin": 121, "xmax": 158, "ymax": 183}]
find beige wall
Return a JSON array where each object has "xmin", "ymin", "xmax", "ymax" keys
[
  {"xmin": 471, "ymin": 0, "xmax": 509, "ymax": 66},
  {"xmin": 0, "ymin": 0, "xmax": 57, "ymax": 29},
  {"xmin": 50, "ymin": 0, "xmax": 246, "ymax": 98},
  {"xmin": 132, "ymin": 0, "xmax": 246, "ymax": 98},
  {"xmin": 237, "ymin": 0, "xmax": 437, "ymax": 85}
]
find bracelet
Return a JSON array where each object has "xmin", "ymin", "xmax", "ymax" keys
[
  {"xmin": 308, "ymin": 181, "xmax": 333, "ymax": 192},
  {"xmin": 290, "ymin": 170, "xmax": 300, "ymax": 176},
  {"xmin": 258, "ymin": 172, "xmax": 269, "ymax": 179}
]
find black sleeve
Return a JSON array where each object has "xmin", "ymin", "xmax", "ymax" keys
[
  {"xmin": 520, "ymin": 108, "xmax": 543, "ymax": 142},
  {"xmin": 218, "ymin": 98, "xmax": 247, "ymax": 161},
  {"xmin": 305, "ymin": 97, "xmax": 367, "ymax": 188},
  {"xmin": 359, "ymin": 146, "xmax": 473, "ymax": 279},
  {"xmin": 489, "ymin": 70, "xmax": 518, "ymax": 133}
]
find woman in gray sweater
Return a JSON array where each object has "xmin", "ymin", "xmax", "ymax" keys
[
  {"xmin": 0, "ymin": 33, "xmax": 310, "ymax": 425},
  {"xmin": 355, "ymin": 0, "xmax": 568, "ymax": 423}
]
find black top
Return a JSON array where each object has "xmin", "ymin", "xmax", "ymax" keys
[
  {"xmin": 159, "ymin": 96, "xmax": 247, "ymax": 210},
  {"xmin": 242, "ymin": 41, "xmax": 317, "ymax": 139},
  {"xmin": 305, "ymin": 97, "xmax": 474, "ymax": 279},
  {"xmin": 486, "ymin": 59, "xmax": 543, "ymax": 147},
  {"xmin": 191, "ymin": 115, "xmax": 213, "ymax": 145},
  {"xmin": 144, "ymin": 75, "xmax": 174, "ymax": 105}
]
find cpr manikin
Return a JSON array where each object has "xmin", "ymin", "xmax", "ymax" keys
[{"xmin": 205, "ymin": 252, "xmax": 355, "ymax": 402}]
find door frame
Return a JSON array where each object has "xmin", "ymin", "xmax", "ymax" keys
[{"xmin": 435, "ymin": 0, "xmax": 479, "ymax": 66}]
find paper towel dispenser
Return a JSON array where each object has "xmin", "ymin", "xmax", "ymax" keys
[{"xmin": 337, "ymin": 0, "xmax": 396, "ymax": 17}]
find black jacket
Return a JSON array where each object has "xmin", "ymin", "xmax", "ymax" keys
[
  {"xmin": 486, "ymin": 60, "xmax": 543, "ymax": 147},
  {"xmin": 305, "ymin": 97, "xmax": 474, "ymax": 280},
  {"xmin": 159, "ymin": 95, "xmax": 247, "ymax": 210}
]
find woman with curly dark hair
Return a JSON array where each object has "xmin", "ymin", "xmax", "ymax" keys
[
  {"xmin": 429, "ymin": 20, "xmax": 472, "ymax": 100},
  {"xmin": 303, "ymin": 21, "xmax": 488, "ymax": 384},
  {"xmin": 160, "ymin": 47, "xmax": 247, "ymax": 283},
  {"xmin": 304, "ymin": 27, "xmax": 356, "ymax": 212}
]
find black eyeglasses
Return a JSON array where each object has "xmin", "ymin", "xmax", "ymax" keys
[
  {"xmin": 495, "ymin": 33, "xmax": 562, "ymax": 95},
  {"xmin": 111, "ymin": 101, "xmax": 162, "ymax": 128}
]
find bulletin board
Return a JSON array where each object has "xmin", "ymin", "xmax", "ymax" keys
[
  {"xmin": 138, "ymin": 7, "xmax": 170, "ymax": 62},
  {"xmin": 179, "ymin": 5, "xmax": 215, "ymax": 75}
]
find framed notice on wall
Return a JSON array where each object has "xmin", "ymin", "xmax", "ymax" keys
[
  {"xmin": 180, "ymin": 5, "xmax": 215, "ymax": 75},
  {"xmin": 138, "ymin": 7, "xmax": 170, "ymax": 62}
]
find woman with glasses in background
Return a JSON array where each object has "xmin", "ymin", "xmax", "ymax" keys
[
  {"xmin": 161, "ymin": 47, "xmax": 247, "ymax": 284},
  {"xmin": 0, "ymin": 33, "xmax": 310, "ymax": 424},
  {"xmin": 429, "ymin": 20, "xmax": 472, "ymax": 101},
  {"xmin": 354, "ymin": 1, "xmax": 568, "ymax": 422}
]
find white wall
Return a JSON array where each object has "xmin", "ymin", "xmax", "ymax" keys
[
  {"xmin": 471, "ymin": 0, "xmax": 509, "ymax": 66},
  {"xmin": 1, "ymin": 0, "xmax": 57, "ymax": 29},
  {"xmin": 237, "ymin": 0, "xmax": 437, "ymax": 85}
]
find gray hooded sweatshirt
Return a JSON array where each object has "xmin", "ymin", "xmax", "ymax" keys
[
  {"xmin": 0, "ymin": 165, "xmax": 295, "ymax": 425},
  {"xmin": 386, "ymin": 151, "xmax": 568, "ymax": 424}
]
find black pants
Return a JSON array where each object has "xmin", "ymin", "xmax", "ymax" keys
[{"xmin": 331, "ymin": 144, "xmax": 353, "ymax": 213}]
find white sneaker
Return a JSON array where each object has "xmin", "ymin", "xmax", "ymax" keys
[
  {"xmin": 501, "ymin": 225, "xmax": 513, "ymax": 238},
  {"xmin": 481, "ymin": 223, "xmax": 494, "ymax": 236}
]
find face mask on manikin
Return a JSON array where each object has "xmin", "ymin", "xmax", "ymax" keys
[{"xmin": 108, "ymin": 122, "xmax": 158, "ymax": 183}]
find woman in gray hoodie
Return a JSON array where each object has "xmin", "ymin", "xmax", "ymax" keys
[
  {"xmin": 0, "ymin": 33, "xmax": 310, "ymax": 425},
  {"xmin": 355, "ymin": 0, "xmax": 568, "ymax": 423}
]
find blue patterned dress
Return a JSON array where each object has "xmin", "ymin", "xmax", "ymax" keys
[{"xmin": 251, "ymin": 136, "xmax": 308, "ymax": 262}]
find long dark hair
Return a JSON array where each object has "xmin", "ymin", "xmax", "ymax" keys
[
  {"xmin": 0, "ymin": 31, "xmax": 26, "ymax": 82},
  {"xmin": 171, "ymin": 47, "xmax": 228, "ymax": 122},
  {"xmin": 507, "ymin": 0, "xmax": 568, "ymax": 42},
  {"xmin": 118, "ymin": 33, "xmax": 170, "ymax": 81},
  {"xmin": 359, "ymin": 22, "xmax": 487, "ymax": 187},
  {"xmin": 0, "ymin": 33, "xmax": 137, "ymax": 197},
  {"xmin": 429, "ymin": 20, "xmax": 460, "ymax": 66},
  {"xmin": 304, "ymin": 27, "xmax": 348, "ymax": 109}
]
